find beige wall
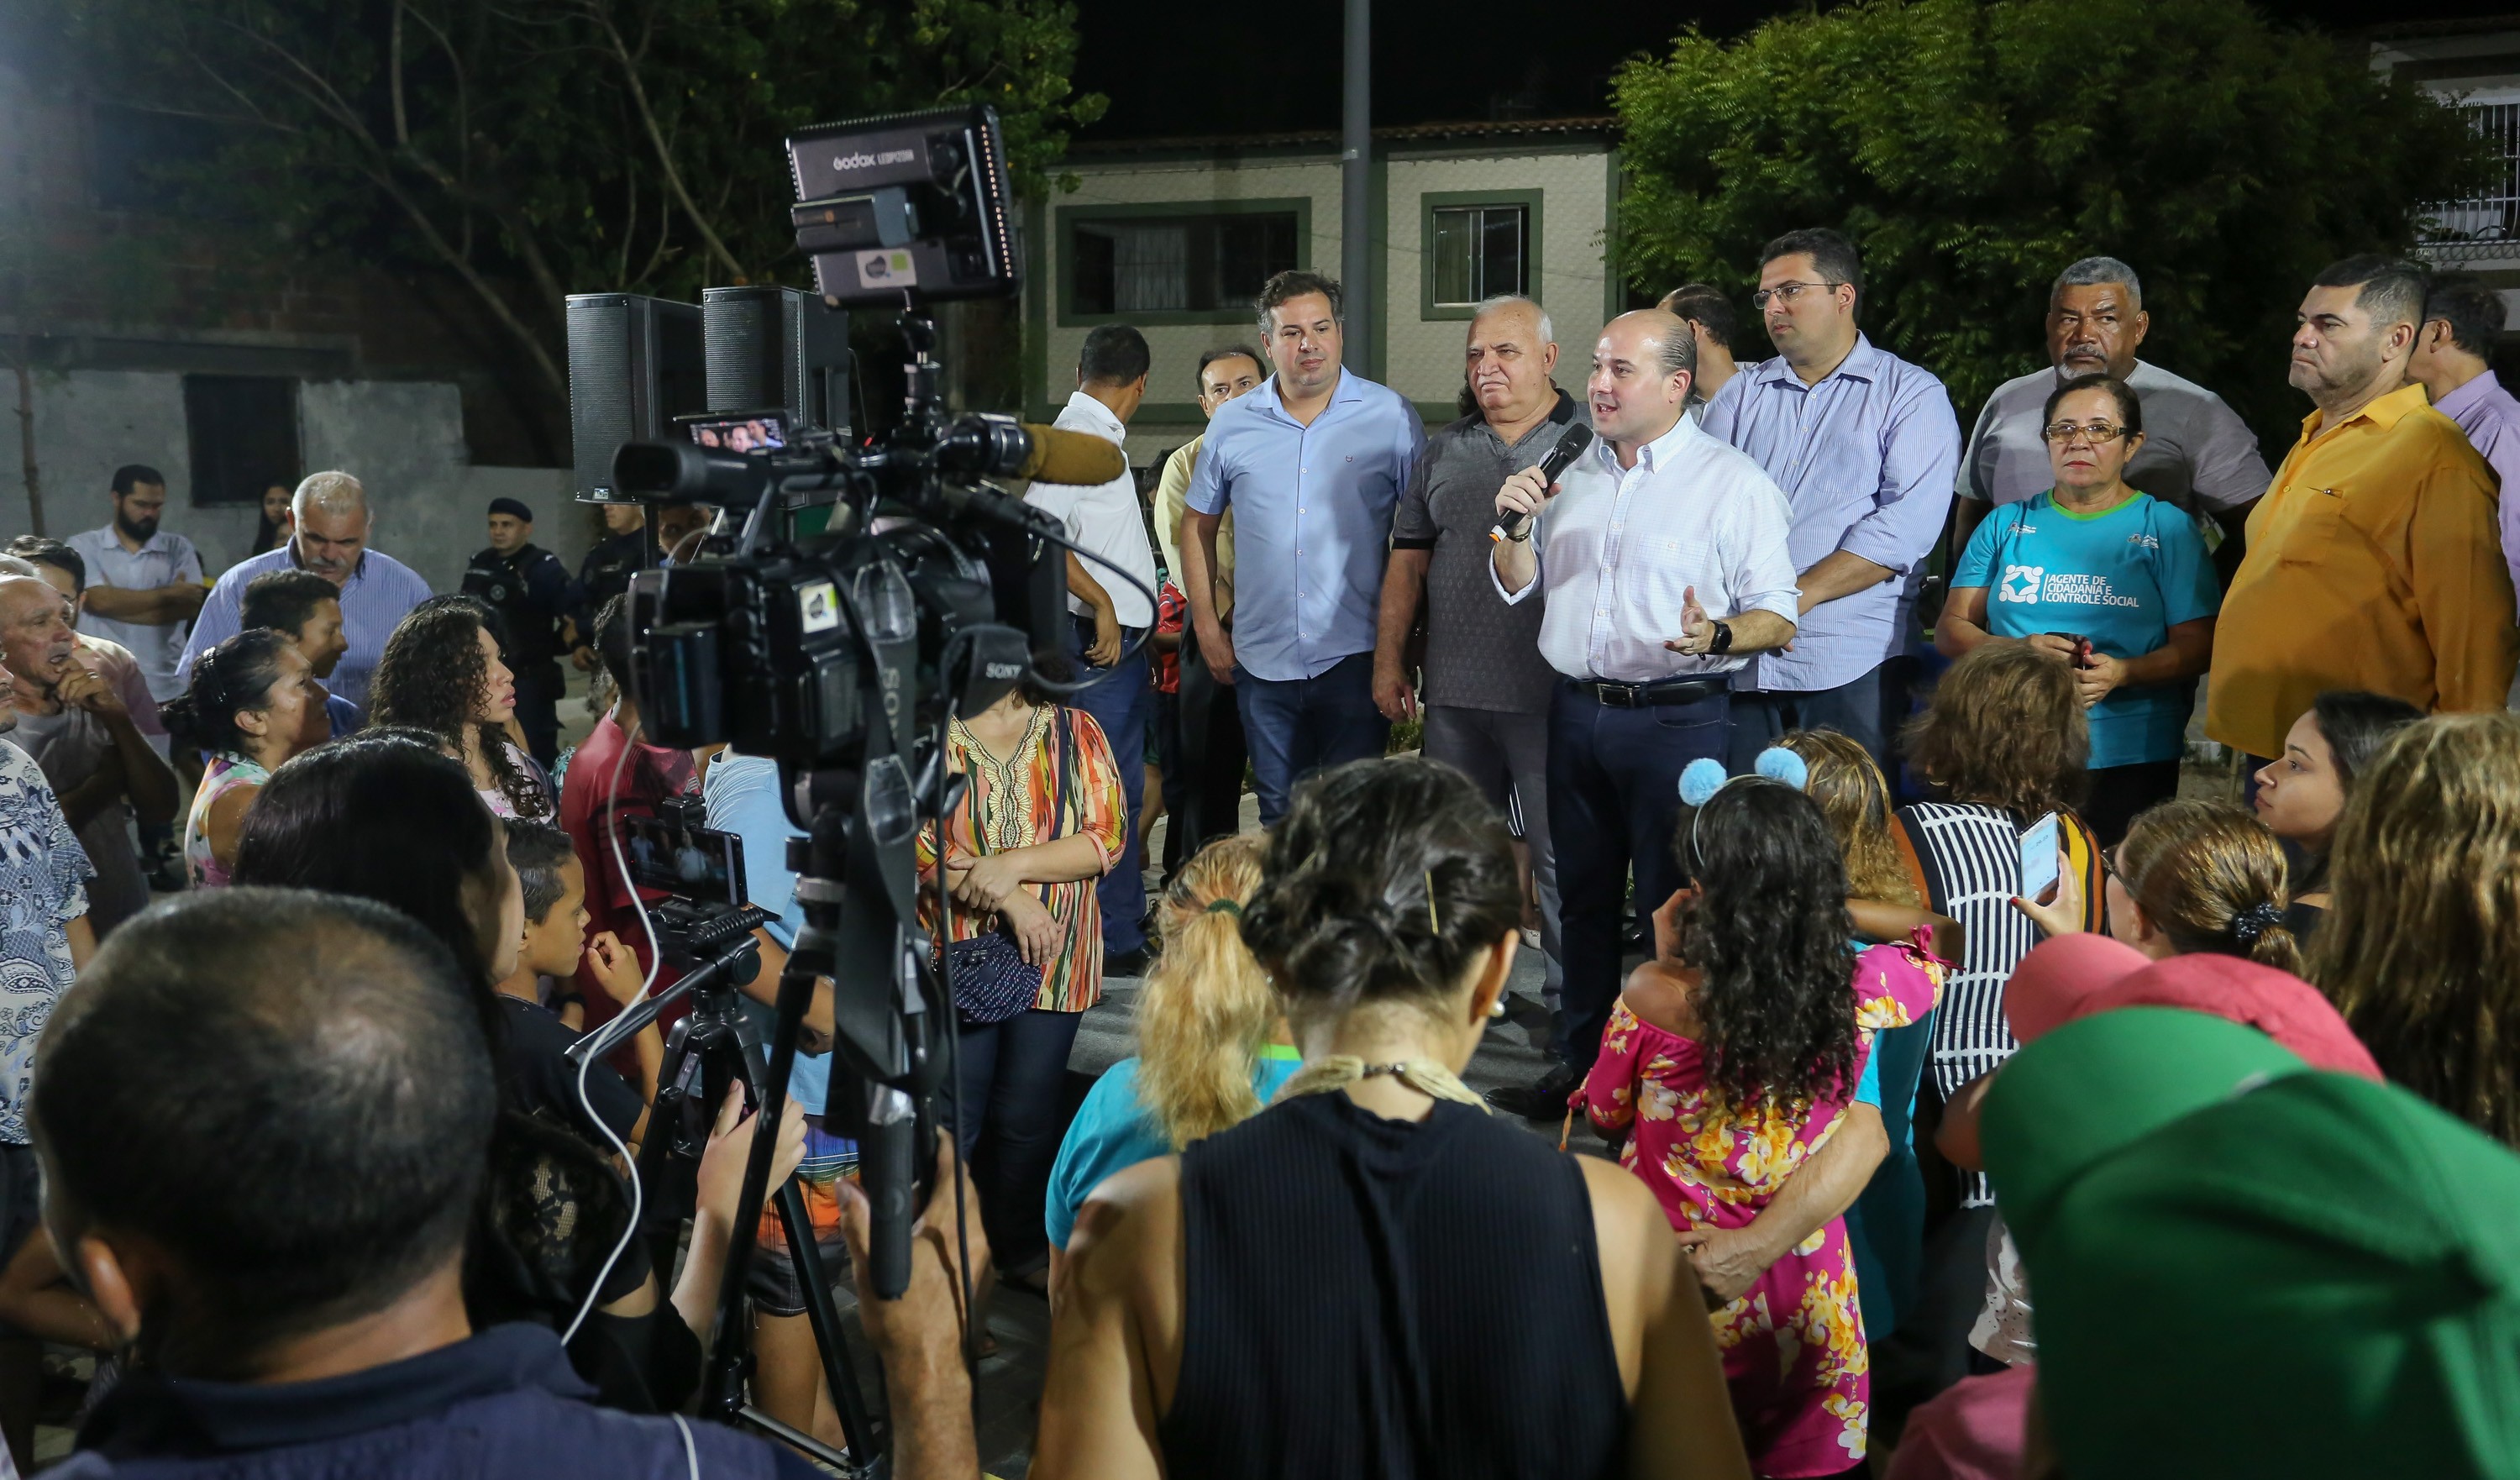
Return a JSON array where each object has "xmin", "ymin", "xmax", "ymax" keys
[
  {"xmin": 1032, "ymin": 141, "xmax": 1613, "ymax": 464},
  {"xmin": 1380, "ymin": 150, "xmax": 1614, "ymax": 408}
]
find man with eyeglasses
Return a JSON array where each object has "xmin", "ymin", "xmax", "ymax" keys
[
  {"xmin": 1953, "ymin": 256, "xmax": 2271, "ymax": 580},
  {"xmin": 1703, "ymin": 228, "xmax": 1961, "ymax": 770},
  {"xmin": 2210, "ymin": 255, "xmax": 2515, "ymax": 772}
]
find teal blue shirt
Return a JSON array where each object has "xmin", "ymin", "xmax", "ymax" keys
[
  {"xmin": 1953, "ymin": 490, "xmax": 2219, "ymax": 769},
  {"xmin": 1047, "ymin": 1047, "xmax": 1304, "ymax": 1251}
]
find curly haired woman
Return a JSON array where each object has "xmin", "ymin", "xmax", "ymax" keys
[
  {"xmin": 1579, "ymin": 758, "xmax": 1941, "ymax": 1477},
  {"xmin": 370, "ymin": 595, "xmax": 554, "ymax": 821}
]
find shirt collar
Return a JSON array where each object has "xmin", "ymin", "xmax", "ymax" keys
[
  {"xmin": 1255, "ymin": 368, "xmax": 1358, "ymax": 425},
  {"xmin": 2433, "ymin": 369, "xmax": 2508, "ymax": 422},
  {"xmin": 1593, "ymin": 411, "xmax": 1701, "ymax": 474},
  {"xmin": 93, "ymin": 523, "xmax": 179, "ymax": 557},
  {"xmin": 1754, "ymin": 333, "xmax": 1882, "ymax": 390},
  {"xmin": 76, "ymin": 1324, "xmax": 588, "ymax": 1459},
  {"xmin": 2299, "ymin": 380, "xmax": 2433, "ymax": 439},
  {"xmin": 1061, "ymin": 388, "xmax": 1127, "ymax": 441},
  {"xmin": 285, "ymin": 543, "xmax": 366, "ymax": 586}
]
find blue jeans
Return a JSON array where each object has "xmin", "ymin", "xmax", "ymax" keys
[
  {"xmin": 1065, "ymin": 617, "xmax": 1151, "ymax": 955},
  {"xmin": 1231, "ymin": 651, "xmax": 1389, "ymax": 826},
  {"xmin": 1548, "ymin": 682, "xmax": 1730, "ymax": 1070},
  {"xmin": 948, "ymin": 1008, "xmax": 1084, "ymax": 1273},
  {"xmin": 1728, "ymin": 663, "xmax": 1885, "ymax": 772}
]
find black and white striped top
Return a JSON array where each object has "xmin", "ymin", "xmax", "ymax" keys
[{"xmin": 1898, "ymin": 800, "xmax": 2102, "ymax": 1207}]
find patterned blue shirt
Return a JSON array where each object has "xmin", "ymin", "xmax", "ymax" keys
[
  {"xmin": 0, "ymin": 739, "xmax": 90, "ymax": 1146},
  {"xmin": 1702, "ymin": 336, "xmax": 1961, "ymax": 693},
  {"xmin": 1185, "ymin": 370, "xmax": 1426, "ymax": 682},
  {"xmin": 180, "ymin": 546, "xmax": 433, "ymax": 712}
]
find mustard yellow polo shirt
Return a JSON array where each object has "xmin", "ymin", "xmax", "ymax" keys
[{"xmin": 2208, "ymin": 382, "xmax": 2516, "ymax": 758}]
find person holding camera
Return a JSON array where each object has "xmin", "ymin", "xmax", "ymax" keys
[
  {"xmin": 917, "ymin": 673, "xmax": 1127, "ymax": 1288},
  {"xmin": 34, "ymin": 889, "xmax": 823, "ymax": 1478},
  {"xmin": 1935, "ymin": 373, "xmax": 2219, "ymax": 847}
]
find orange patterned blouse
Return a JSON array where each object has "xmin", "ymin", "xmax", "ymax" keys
[{"xmin": 916, "ymin": 703, "xmax": 1128, "ymax": 1014}]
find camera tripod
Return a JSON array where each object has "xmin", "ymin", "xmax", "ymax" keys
[{"xmin": 623, "ymin": 942, "xmax": 883, "ymax": 1474}]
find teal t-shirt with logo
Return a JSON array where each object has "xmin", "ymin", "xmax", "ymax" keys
[{"xmin": 1954, "ymin": 490, "xmax": 2220, "ymax": 769}]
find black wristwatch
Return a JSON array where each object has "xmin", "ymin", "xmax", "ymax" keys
[{"xmin": 1708, "ymin": 620, "xmax": 1735, "ymax": 655}]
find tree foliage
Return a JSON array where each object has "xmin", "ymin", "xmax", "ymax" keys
[
  {"xmin": 67, "ymin": 0, "xmax": 1105, "ymax": 396},
  {"xmin": 1612, "ymin": 0, "xmax": 2497, "ymax": 446}
]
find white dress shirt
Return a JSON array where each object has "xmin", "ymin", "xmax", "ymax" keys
[
  {"xmin": 1497, "ymin": 413, "xmax": 1800, "ymax": 682},
  {"xmin": 1025, "ymin": 390, "xmax": 1158, "ymax": 629}
]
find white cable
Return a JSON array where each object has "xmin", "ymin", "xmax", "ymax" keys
[
  {"xmin": 671, "ymin": 1414, "xmax": 702, "ymax": 1480},
  {"xmin": 562, "ymin": 709, "xmax": 668, "ymax": 1346}
]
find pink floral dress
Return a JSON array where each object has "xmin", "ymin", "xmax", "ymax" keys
[{"xmin": 1578, "ymin": 935, "xmax": 1943, "ymax": 1477}]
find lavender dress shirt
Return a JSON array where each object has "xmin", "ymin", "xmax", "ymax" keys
[
  {"xmin": 1701, "ymin": 335, "xmax": 1961, "ymax": 693},
  {"xmin": 2433, "ymin": 369, "xmax": 2520, "ymax": 606}
]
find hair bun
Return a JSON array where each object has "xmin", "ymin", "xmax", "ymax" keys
[{"xmin": 1679, "ymin": 757, "xmax": 1730, "ymax": 806}]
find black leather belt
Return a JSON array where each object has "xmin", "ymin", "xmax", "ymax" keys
[{"xmin": 1567, "ymin": 675, "xmax": 1730, "ymax": 708}]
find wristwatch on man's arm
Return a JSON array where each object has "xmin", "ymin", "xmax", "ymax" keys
[{"xmin": 1708, "ymin": 620, "xmax": 1734, "ymax": 656}]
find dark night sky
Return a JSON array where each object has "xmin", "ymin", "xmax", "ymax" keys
[{"xmin": 1068, "ymin": 0, "xmax": 2520, "ymax": 140}]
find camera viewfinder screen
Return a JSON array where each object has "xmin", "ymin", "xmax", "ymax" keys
[
  {"xmin": 686, "ymin": 414, "xmax": 790, "ymax": 454},
  {"xmin": 618, "ymin": 815, "xmax": 746, "ymax": 909}
]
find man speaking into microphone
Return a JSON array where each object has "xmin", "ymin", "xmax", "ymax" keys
[{"xmin": 1485, "ymin": 308, "xmax": 1801, "ymax": 1115}]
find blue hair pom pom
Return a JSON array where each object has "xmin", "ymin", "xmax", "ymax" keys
[
  {"xmin": 1678, "ymin": 757, "xmax": 1729, "ymax": 806},
  {"xmin": 1754, "ymin": 746, "xmax": 1810, "ymax": 791}
]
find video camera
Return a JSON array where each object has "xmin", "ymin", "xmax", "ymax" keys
[{"xmin": 572, "ymin": 102, "xmax": 1142, "ymax": 1472}]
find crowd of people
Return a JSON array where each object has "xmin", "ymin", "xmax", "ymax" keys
[{"xmin": 0, "ymin": 227, "xmax": 2507, "ymax": 1480}]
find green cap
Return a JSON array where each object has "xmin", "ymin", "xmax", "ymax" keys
[{"xmin": 1983, "ymin": 1010, "xmax": 2520, "ymax": 1477}]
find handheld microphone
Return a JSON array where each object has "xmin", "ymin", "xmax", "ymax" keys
[
  {"xmin": 1490, "ymin": 422, "xmax": 1595, "ymax": 543},
  {"xmin": 1015, "ymin": 424, "xmax": 1128, "ymax": 486}
]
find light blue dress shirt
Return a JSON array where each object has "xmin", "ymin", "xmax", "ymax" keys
[
  {"xmin": 702, "ymin": 750, "xmax": 829, "ymax": 1117},
  {"xmin": 180, "ymin": 545, "xmax": 433, "ymax": 712},
  {"xmin": 1184, "ymin": 369, "xmax": 1425, "ymax": 682},
  {"xmin": 1701, "ymin": 335, "xmax": 1961, "ymax": 693}
]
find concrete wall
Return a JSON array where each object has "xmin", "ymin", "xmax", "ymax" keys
[{"xmin": 0, "ymin": 370, "xmax": 582, "ymax": 595}]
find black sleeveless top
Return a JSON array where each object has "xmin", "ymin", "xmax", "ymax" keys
[{"xmin": 1158, "ymin": 1090, "xmax": 1628, "ymax": 1480}]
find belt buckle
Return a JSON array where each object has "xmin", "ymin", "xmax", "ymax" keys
[{"xmin": 1599, "ymin": 680, "xmax": 1641, "ymax": 708}]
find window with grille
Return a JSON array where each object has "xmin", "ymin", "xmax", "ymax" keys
[
  {"xmin": 1068, "ymin": 211, "xmax": 1299, "ymax": 318},
  {"xmin": 184, "ymin": 375, "xmax": 300, "ymax": 506},
  {"xmin": 1428, "ymin": 204, "xmax": 1530, "ymax": 306},
  {"xmin": 2422, "ymin": 100, "xmax": 2520, "ymax": 243}
]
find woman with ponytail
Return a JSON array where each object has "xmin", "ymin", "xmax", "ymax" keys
[
  {"xmin": 1043, "ymin": 834, "xmax": 1281, "ymax": 1281},
  {"xmin": 2014, "ymin": 798, "xmax": 2301, "ymax": 974},
  {"xmin": 166, "ymin": 628, "xmax": 323, "ymax": 888},
  {"xmin": 1032, "ymin": 758, "xmax": 1751, "ymax": 1480}
]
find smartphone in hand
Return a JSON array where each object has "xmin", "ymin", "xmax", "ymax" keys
[{"xmin": 2019, "ymin": 811, "xmax": 2061, "ymax": 903}]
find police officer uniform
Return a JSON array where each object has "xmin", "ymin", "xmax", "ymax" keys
[
  {"xmin": 462, "ymin": 497, "xmax": 580, "ymax": 769},
  {"xmin": 578, "ymin": 520, "xmax": 649, "ymax": 619}
]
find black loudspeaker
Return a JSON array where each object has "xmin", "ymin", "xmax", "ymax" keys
[
  {"xmin": 566, "ymin": 292, "xmax": 706, "ymax": 500},
  {"xmin": 701, "ymin": 286, "xmax": 852, "ymax": 437}
]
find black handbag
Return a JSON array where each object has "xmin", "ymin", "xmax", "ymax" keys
[{"xmin": 945, "ymin": 708, "xmax": 1074, "ymax": 1025}]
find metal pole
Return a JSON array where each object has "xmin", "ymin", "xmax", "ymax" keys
[{"xmin": 1341, "ymin": 0, "xmax": 1371, "ymax": 376}]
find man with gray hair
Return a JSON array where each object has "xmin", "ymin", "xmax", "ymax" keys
[
  {"xmin": 1373, "ymin": 294, "xmax": 1583, "ymax": 1026},
  {"xmin": 178, "ymin": 470, "xmax": 432, "ymax": 711},
  {"xmin": 1954, "ymin": 255, "xmax": 2272, "ymax": 565}
]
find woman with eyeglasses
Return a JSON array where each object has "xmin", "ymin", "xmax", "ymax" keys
[{"xmin": 1935, "ymin": 373, "xmax": 2221, "ymax": 846}]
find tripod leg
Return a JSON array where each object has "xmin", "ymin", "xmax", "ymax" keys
[{"xmin": 775, "ymin": 1178, "xmax": 880, "ymax": 1462}]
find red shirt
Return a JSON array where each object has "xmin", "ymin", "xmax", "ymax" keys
[
  {"xmin": 1154, "ymin": 580, "xmax": 1185, "ymax": 695},
  {"xmin": 559, "ymin": 713, "xmax": 696, "ymax": 1029}
]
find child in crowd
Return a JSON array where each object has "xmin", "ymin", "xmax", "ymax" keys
[
  {"xmin": 1582, "ymin": 751, "xmax": 1941, "ymax": 1477},
  {"xmin": 493, "ymin": 821, "xmax": 661, "ymax": 1152}
]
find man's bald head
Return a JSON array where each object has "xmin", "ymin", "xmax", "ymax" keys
[
  {"xmin": 34, "ymin": 889, "xmax": 495, "ymax": 1372},
  {"xmin": 1586, "ymin": 310, "xmax": 1698, "ymax": 445},
  {"xmin": 0, "ymin": 573, "xmax": 77, "ymax": 695}
]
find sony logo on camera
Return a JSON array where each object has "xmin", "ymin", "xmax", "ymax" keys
[{"xmin": 831, "ymin": 147, "xmax": 920, "ymax": 172}]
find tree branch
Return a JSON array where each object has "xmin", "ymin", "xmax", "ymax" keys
[{"xmin": 578, "ymin": 0, "xmax": 748, "ymax": 281}]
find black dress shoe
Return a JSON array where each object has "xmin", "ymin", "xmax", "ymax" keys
[
  {"xmin": 1105, "ymin": 945, "xmax": 1157, "ymax": 978},
  {"xmin": 1485, "ymin": 1063, "xmax": 1583, "ymax": 1120}
]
